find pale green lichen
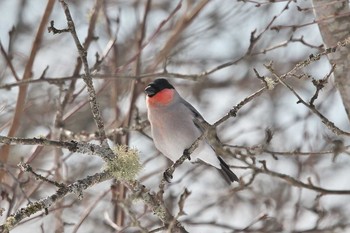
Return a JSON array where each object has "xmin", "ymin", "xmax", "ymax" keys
[
  {"xmin": 264, "ymin": 76, "xmax": 277, "ymax": 90},
  {"xmin": 153, "ymin": 205, "xmax": 167, "ymax": 220},
  {"xmin": 105, "ymin": 145, "xmax": 142, "ymax": 181},
  {"xmin": 3, "ymin": 216, "xmax": 16, "ymax": 232}
]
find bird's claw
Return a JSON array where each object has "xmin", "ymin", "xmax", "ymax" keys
[
  {"xmin": 183, "ymin": 149, "xmax": 191, "ymax": 160},
  {"xmin": 163, "ymin": 168, "xmax": 173, "ymax": 183}
]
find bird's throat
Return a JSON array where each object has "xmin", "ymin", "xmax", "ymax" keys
[{"xmin": 147, "ymin": 89, "xmax": 174, "ymax": 106}]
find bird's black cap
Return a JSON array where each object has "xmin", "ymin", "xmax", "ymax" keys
[{"xmin": 144, "ymin": 79, "xmax": 174, "ymax": 97}]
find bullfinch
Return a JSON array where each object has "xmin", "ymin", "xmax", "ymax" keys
[{"xmin": 145, "ymin": 78, "xmax": 238, "ymax": 183}]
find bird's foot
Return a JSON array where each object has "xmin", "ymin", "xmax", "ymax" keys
[
  {"xmin": 183, "ymin": 148, "xmax": 191, "ymax": 161},
  {"xmin": 163, "ymin": 168, "xmax": 173, "ymax": 183}
]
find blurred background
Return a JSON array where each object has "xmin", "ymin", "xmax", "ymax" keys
[{"xmin": 1, "ymin": 0, "xmax": 350, "ymax": 232}]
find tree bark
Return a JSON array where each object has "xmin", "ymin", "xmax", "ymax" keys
[{"xmin": 312, "ymin": 0, "xmax": 350, "ymax": 122}]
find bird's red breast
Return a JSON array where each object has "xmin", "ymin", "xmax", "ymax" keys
[{"xmin": 146, "ymin": 88, "xmax": 174, "ymax": 107}]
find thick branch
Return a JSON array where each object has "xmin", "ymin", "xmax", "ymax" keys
[
  {"xmin": 0, "ymin": 171, "xmax": 112, "ymax": 233},
  {"xmin": 0, "ymin": 136, "xmax": 115, "ymax": 161}
]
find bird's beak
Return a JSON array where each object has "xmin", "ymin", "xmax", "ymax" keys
[{"xmin": 144, "ymin": 85, "xmax": 156, "ymax": 97}]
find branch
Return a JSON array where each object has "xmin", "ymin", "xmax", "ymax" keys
[
  {"xmin": 152, "ymin": 0, "xmax": 209, "ymax": 69},
  {"xmin": 248, "ymin": 160, "xmax": 350, "ymax": 195},
  {"xmin": 0, "ymin": 0, "xmax": 56, "ymax": 182},
  {"xmin": 0, "ymin": 136, "xmax": 188, "ymax": 232},
  {"xmin": 0, "ymin": 171, "xmax": 112, "ymax": 233},
  {"xmin": 118, "ymin": 0, "xmax": 183, "ymax": 72},
  {"xmin": 0, "ymin": 136, "xmax": 115, "ymax": 161},
  {"xmin": 128, "ymin": 180, "xmax": 188, "ymax": 233},
  {"xmin": 50, "ymin": 0, "xmax": 107, "ymax": 142},
  {"xmin": 264, "ymin": 63, "xmax": 350, "ymax": 136},
  {"xmin": 309, "ymin": 64, "xmax": 336, "ymax": 107}
]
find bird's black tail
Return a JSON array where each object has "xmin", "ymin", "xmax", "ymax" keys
[{"xmin": 218, "ymin": 156, "xmax": 239, "ymax": 184}]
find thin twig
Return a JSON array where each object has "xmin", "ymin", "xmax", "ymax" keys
[
  {"xmin": 55, "ymin": 0, "xmax": 107, "ymax": 143},
  {"xmin": 264, "ymin": 63, "xmax": 350, "ymax": 136},
  {"xmin": 247, "ymin": 159, "xmax": 350, "ymax": 195},
  {"xmin": 18, "ymin": 163, "xmax": 65, "ymax": 188},
  {"xmin": 0, "ymin": 0, "xmax": 56, "ymax": 182}
]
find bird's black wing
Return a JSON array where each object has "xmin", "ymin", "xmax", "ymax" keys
[{"xmin": 181, "ymin": 100, "xmax": 210, "ymax": 132}]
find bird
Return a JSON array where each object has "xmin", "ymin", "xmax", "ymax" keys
[{"xmin": 144, "ymin": 78, "xmax": 238, "ymax": 183}]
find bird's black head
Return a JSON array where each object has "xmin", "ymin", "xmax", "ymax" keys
[{"xmin": 144, "ymin": 79, "xmax": 174, "ymax": 97}]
